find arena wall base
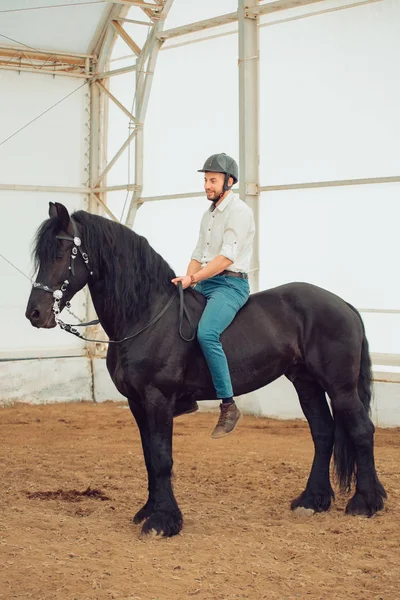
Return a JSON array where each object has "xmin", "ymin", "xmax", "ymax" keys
[
  {"xmin": 0, "ymin": 357, "xmax": 92, "ymax": 407},
  {"xmin": 1, "ymin": 358, "xmax": 399, "ymax": 427}
]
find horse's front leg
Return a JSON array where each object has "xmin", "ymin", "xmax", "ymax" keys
[
  {"xmin": 129, "ymin": 389, "xmax": 182, "ymax": 537},
  {"xmin": 128, "ymin": 398, "xmax": 156, "ymax": 525}
]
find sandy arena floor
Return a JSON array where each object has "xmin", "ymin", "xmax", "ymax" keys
[{"xmin": 0, "ymin": 402, "xmax": 399, "ymax": 600}]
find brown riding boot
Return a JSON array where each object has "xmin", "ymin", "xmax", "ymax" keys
[{"xmin": 211, "ymin": 402, "xmax": 242, "ymax": 439}]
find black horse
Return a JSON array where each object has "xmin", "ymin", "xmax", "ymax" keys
[{"xmin": 26, "ymin": 202, "xmax": 386, "ymax": 537}]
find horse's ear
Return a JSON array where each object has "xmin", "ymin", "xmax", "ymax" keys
[
  {"xmin": 49, "ymin": 202, "xmax": 57, "ymax": 218},
  {"xmin": 49, "ymin": 202, "xmax": 71, "ymax": 233}
]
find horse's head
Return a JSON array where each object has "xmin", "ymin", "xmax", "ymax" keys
[{"xmin": 26, "ymin": 202, "xmax": 91, "ymax": 328}]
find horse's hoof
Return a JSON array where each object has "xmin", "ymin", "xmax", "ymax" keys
[
  {"xmin": 291, "ymin": 488, "xmax": 334, "ymax": 513},
  {"xmin": 293, "ymin": 507, "xmax": 315, "ymax": 518},
  {"xmin": 146, "ymin": 528, "xmax": 165, "ymax": 540},
  {"xmin": 141, "ymin": 510, "xmax": 183, "ymax": 538},
  {"xmin": 133, "ymin": 502, "xmax": 154, "ymax": 524},
  {"xmin": 345, "ymin": 490, "xmax": 385, "ymax": 517}
]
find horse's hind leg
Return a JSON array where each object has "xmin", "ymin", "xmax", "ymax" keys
[
  {"xmin": 331, "ymin": 390, "xmax": 386, "ymax": 516},
  {"xmin": 289, "ymin": 375, "xmax": 335, "ymax": 512}
]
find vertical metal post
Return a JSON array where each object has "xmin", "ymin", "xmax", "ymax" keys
[
  {"xmin": 87, "ymin": 73, "xmax": 106, "ymax": 351},
  {"xmin": 125, "ymin": 32, "xmax": 163, "ymax": 228},
  {"xmin": 89, "ymin": 79, "xmax": 101, "ymax": 215},
  {"xmin": 238, "ymin": 0, "xmax": 260, "ymax": 292},
  {"xmin": 125, "ymin": 0, "xmax": 174, "ymax": 228},
  {"xmin": 126, "ymin": 37, "xmax": 147, "ymax": 227}
]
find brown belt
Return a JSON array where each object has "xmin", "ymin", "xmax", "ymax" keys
[{"xmin": 219, "ymin": 270, "xmax": 248, "ymax": 280}]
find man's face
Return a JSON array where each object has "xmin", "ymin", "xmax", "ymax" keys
[{"xmin": 204, "ymin": 172, "xmax": 225, "ymax": 202}]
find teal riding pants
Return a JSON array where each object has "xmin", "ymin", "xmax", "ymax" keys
[{"xmin": 196, "ymin": 274, "xmax": 250, "ymax": 399}]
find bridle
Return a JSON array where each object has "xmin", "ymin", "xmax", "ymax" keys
[
  {"xmin": 32, "ymin": 218, "xmax": 94, "ymax": 330},
  {"xmin": 31, "ymin": 218, "xmax": 195, "ymax": 343}
]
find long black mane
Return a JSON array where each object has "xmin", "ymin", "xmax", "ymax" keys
[{"xmin": 34, "ymin": 211, "xmax": 176, "ymax": 323}]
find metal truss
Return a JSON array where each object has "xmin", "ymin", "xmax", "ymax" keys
[
  {"xmin": 86, "ymin": 0, "xmax": 172, "ymax": 347},
  {"xmin": 88, "ymin": 0, "xmax": 173, "ymax": 225},
  {"xmin": 2, "ymin": 0, "xmax": 398, "ymax": 326},
  {"xmin": 0, "ymin": 0, "xmax": 332, "ymax": 235},
  {"xmin": 0, "ymin": 45, "xmax": 91, "ymax": 78}
]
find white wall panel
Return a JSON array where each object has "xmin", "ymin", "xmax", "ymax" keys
[
  {"xmin": 0, "ymin": 71, "xmax": 89, "ymax": 358},
  {"xmin": 133, "ymin": 196, "xmax": 208, "ymax": 277},
  {"xmin": 0, "ymin": 191, "xmax": 87, "ymax": 356},
  {"xmin": 142, "ymin": 34, "xmax": 239, "ymax": 198},
  {"xmin": 0, "ymin": 71, "xmax": 89, "ymax": 187},
  {"xmin": 259, "ymin": 0, "xmax": 400, "ymax": 184},
  {"xmin": 259, "ymin": 185, "xmax": 399, "ymax": 354}
]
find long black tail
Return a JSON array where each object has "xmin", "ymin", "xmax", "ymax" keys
[
  {"xmin": 333, "ymin": 303, "xmax": 373, "ymax": 492},
  {"xmin": 346, "ymin": 302, "xmax": 373, "ymax": 414}
]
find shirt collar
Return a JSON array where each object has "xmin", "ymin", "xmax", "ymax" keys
[{"xmin": 215, "ymin": 190, "xmax": 234, "ymax": 213}]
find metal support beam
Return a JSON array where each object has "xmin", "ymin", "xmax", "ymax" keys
[
  {"xmin": 111, "ymin": 20, "xmax": 142, "ymax": 56},
  {"xmin": 86, "ymin": 78, "xmax": 105, "ymax": 348},
  {"xmin": 125, "ymin": 1, "xmax": 174, "ymax": 228},
  {"xmin": 89, "ymin": 82, "xmax": 101, "ymax": 209},
  {"xmin": 156, "ymin": 0, "xmax": 381, "ymax": 52},
  {"xmin": 93, "ymin": 63, "xmax": 137, "ymax": 80},
  {"xmin": 90, "ymin": 193, "xmax": 120, "ymax": 222},
  {"xmin": 159, "ymin": 0, "xmax": 327, "ymax": 42},
  {"xmin": 371, "ymin": 353, "xmax": 400, "ymax": 367},
  {"xmin": 260, "ymin": 175, "xmax": 400, "ymax": 192},
  {"xmin": 137, "ymin": 175, "xmax": 400, "ymax": 203},
  {"xmin": 114, "ymin": 17, "xmax": 152, "ymax": 25},
  {"xmin": 95, "ymin": 4, "xmax": 129, "ymax": 73},
  {"xmin": 238, "ymin": 0, "xmax": 260, "ymax": 292},
  {"xmin": 158, "ymin": 12, "xmax": 238, "ymax": 40},
  {"xmin": 0, "ymin": 63, "xmax": 89, "ymax": 79},
  {"xmin": 0, "ymin": 45, "xmax": 91, "ymax": 64},
  {"xmin": 111, "ymin": 0, "xmax": 161, "ymax": 7},
  {"xmin": 0, "ymin": 183, "xmax": 138, "ymax": 194},
  {"xmin": 95, "ymin": 81, "xmax": 136, "ymax": 122},
  {"xmin": 125, "ymin": 39, "xmax": 158, "ymax": 226},
  {"xmin": 92, "ymin": 184, "xmax": 138, "ymax": 193},
  {"xmin": 0, "ymin": 184, "xmax": 90, "ymax": 194},
  {"xmin": 96, "ymin": 126, "xmax": 139, "ymax": 185},
  {"xmin": 138, "ymin": 191, "xmax": 207, "ymax": 203},
  {"xmin": 0, "ymin": 44, "xmax": 91, "ymax": 78},
  {"xmin": 248, "ymin": 0, "xmax": 326, "ymax": 17}
]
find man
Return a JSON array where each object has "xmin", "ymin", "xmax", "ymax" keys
[{"xmin": 172, "ymin": 153, "xmax": 255, "ymax": 439}]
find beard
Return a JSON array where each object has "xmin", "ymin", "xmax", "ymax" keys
[{"xmin": 206, "ymin": 189, "xmax": 223, "ymax": 203}]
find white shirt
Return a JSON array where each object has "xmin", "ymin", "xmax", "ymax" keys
[{"xmin": 191, "ymin": 192, "xmax": 255, "ymax": 273}]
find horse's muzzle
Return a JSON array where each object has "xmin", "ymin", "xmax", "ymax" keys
[{"xmin": 25, "ymin": 302, "xmax": 57, "ymax": 329}]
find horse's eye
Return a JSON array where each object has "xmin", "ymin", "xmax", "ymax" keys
[{"xmin": 56, "ymin": 252, "xmax": 64, "ymax": 261}]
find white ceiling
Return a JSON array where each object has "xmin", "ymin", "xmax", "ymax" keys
[{"xmin": 0, "ymin": 0, "xmax": 112, "ymax": 55}]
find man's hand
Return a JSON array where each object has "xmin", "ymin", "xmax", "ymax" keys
[{"xmin": 171, "ymin": 275, "xmax": 193, "ymax": 289}]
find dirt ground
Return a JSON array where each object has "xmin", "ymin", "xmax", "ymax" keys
[{"xmin": 0, "ymin": 402, "xmax": 399, "ymax": 600}]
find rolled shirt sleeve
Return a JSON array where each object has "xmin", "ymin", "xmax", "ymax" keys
[
  {"xmin": 220, "ymin": 209, "xmax": 253, "ymax": 263},
  {"xmin": 191, "ymin": 237, "xmax": 203, "ymax": 262},
  {"xmin": 190, "ymin": 217, "xmax": 205, "ymax": 262}
]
